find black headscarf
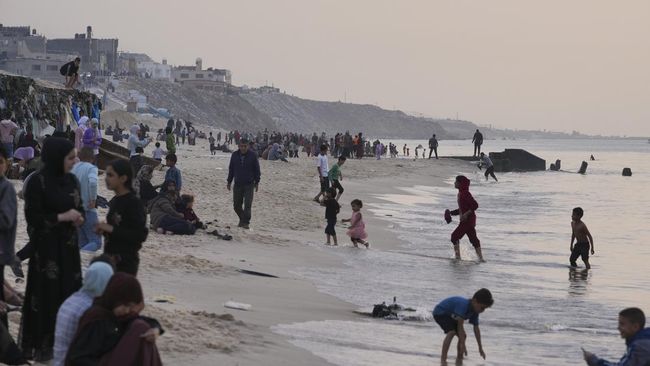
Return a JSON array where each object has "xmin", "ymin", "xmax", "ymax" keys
[{"xmin": 41, "ymin": 137, "xmax": 74, "ymax": 177}]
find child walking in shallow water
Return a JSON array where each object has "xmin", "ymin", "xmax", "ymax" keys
[
  {"xmin": 322, "ymin": 188, "xmax": 340, "ymax": 245},
  {"xmin": 570, "ymin": 207, "xmax": 594, "ymax": 269},
  {"xmin": 342, "ymin": 199, "xmax": 369, "ymax": 248}
]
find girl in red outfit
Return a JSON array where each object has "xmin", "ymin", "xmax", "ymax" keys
[{"xmin": 447, "ymin": 175, "xmax": 485, "ymax": 261}]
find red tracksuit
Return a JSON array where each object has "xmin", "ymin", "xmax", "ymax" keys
[{"xmin": 450, "ymin": 176, "xmax": 480, "ymax": 248}]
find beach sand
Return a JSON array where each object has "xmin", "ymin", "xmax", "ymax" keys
[{"xmin": 7, "ymin": 135, "xmax": 472, "ymax": 365}]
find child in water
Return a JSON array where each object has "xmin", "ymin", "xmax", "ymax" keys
[
  {"xmin": 341, "ymin": 199, "xmax": 369, "ymax": 248},
  {"xmin": 433, "ymin": 288, "xmax": 493, "ymax": 364},
  {"xmin": 570, "ymin": 207, "xmax": 594, "ymax": 269},
  {"xmin": 447, "ymin": 175, "xmax": 484, "ymax": 261},
  {"xmin": 322, "ymin": 188, "xmax": 340, "ymax": 245}
]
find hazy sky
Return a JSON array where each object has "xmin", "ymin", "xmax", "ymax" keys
[{"xmin": 2, "ymin": 0, "xmax": 649, "ymax": 136}]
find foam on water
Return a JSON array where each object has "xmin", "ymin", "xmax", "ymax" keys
[{"xmin": 276, "ymin": 139, "xmax": 650, "ymax": 365}]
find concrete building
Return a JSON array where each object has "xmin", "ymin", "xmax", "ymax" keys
[
  {"xmin": 0, "ymin": 24, "xmax": 46, "ymax": 60},
  {"xmin": 118, "ymin": 52, "xmax": 172, "ymax": 80},
  {"xmin": 46, "ymin": 26, "xmax": 118, "ymax": 74},
  {"xmin": 172, "ymin": 57, "xmax": 232, "ymax": 93}
]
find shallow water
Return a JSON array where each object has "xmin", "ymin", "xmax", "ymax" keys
[{"xmin": 274, "ymin": 139, "xmax": 650, "ymax": 365}]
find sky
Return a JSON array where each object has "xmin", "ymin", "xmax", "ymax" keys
[{"xmin": 2, "ymin": 0, "xmax": 649, "ymax": 136}]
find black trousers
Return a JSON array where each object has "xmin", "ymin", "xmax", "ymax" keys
[{"xmin": 233, "ymin": 184, "xmax": 255, "ymax": 225}]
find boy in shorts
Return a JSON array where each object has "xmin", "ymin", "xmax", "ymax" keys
[
  {"xmin": 329, "ymin": 156, "xmax": 346, "ymax": 201},
  {"xmin": 433, "ymin": 288, "xmax": 493, "ymax": 364},
  {"xmin": 570, "ymin": 207, "xmax": 594, "ymax": 269}
]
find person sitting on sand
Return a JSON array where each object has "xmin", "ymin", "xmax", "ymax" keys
[
  {"xmin": 268, "ymin": 143, "xmax": 289, "ymax": 162},
  {"xmin": 341, "ymin": 199, "xmax": 370, "ymax": 248},
  {"xmin": 446, "ymin": 175, "xmax": 484, "ymax": 261},
  {"xmin": 96, "ymin": 159, "xmax": 148, "ymax": 276},
  {"xmin": 178, "ymin": 194, "xmax": 206, "ymax": 230},
  {"xmin": 433, "ymin": 288, "xmax": 493, "ymax": 364},
  {"xmin": 53, "ymin": 258, "xmax": 114, "ymax": 366},
  {"xmin": 65, "ymin": 273, "xmax": 163, "ymax": 366},
  {"xmin": 583, "ymin": 307, "xmax": 650, "ymax": 366},
  {"xmin": 148, "ymin": 180, "xmax": 195, "ymax": 235},
  {"xmin": 133, "ymin": 165, "xmax": 158, "ymax": 207}
]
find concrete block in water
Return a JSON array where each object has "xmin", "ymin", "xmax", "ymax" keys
[
  {"xmin": 578, "ymin": 161, "xmax": 588, "ymax": 174},
  {"xmin": 488, "ymin": 149, "xmax": 545, "ymax": 172},
  {"xmin": 622, "ymin": 168, "xmax": 632, "ymax": 176}
]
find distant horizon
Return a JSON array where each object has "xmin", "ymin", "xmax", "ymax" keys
[{"xmin": 2, "ymin": 0, "xmax": 648, "ymax": 136}]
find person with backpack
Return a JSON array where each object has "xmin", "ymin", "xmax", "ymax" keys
[{"xmin": 60, "ymin": 57, "xmax": 81, "ymax": 89}]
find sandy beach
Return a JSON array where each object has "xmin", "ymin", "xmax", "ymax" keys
[{"xmin": 7, "ymin": 134, "xmax": 472, "ymax": 366}]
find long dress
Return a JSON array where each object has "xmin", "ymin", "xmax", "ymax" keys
[{"xmin": 19, "ymin": 163, "xmax": 83, "ymax": 358}]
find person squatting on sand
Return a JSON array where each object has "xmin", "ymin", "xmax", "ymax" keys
[
  {"xmin": 583, "ymin": 307, "xmax": 650, "ymax": 366},
  {"xmin": 433, "ymin": 288, "xmax": 493, "ymax": 364},
  {"xmin": 20, "ymin": 137, "xmax": 84, "ymax": 362},
  {"xmin": 65, "ymin": 273, "xmax": 163, "ymax": 366},
  {"xmin": 446, "ymin": 175, "xmax": 485, "ymax": 261},
  {"xmin": 97, "ymin": 159, "xmax": 149, "ymax": 275},
  {"xmin": 341, "ymin": 199, "xmax": 370, "ymax": 248},
  {"xmin": 321, "ymin": 188, "xmax": 340, "ymax": 246},
  {"xmin": 570, "ymin": 207, "xmax": 595, "ymax": 270},
  {"xmin": 227, "ymin": 138, "xmax": 261, "ymax": 229}
]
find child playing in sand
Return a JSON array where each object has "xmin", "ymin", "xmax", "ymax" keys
[
  {"xmin": 341, "ymin": 199, "xmax": 369, "ymax": 248},
  {"xmin": 322, "ymin": 188, "xmax": 340, "ymax": 245},
  {"xmin": 446, "ymin": 175, "xmax": 484, "ymax": 261},
  {"xmin": 433, "ymin": 288, "xmax": 493, "ymax": 364},
  {"xmin": 570, "ymin": 207, "xmax": 594, "ymax": 269},
  {"xmin": 180, "ymin": 194, "xmax": 206, "ymax": 230},
  {"xmin": 329, "ymin": 156, "xmax": 346, "ymax": 201}
]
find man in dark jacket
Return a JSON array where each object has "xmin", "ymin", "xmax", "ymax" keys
[
  {"xmin": 584, "ymin": 307, "xmax": 650, "ymax": 366},
  {"xmin": 227, "ymin": 139, "xmax": 261, "ymax": 229},
  {"xmin": 472, "ymin": 129, "xmax": 483, "ymax": 157}
]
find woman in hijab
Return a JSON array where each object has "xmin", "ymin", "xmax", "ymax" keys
[
  {"xmin": 20, "ymin": 137, "xmax": 84, "ymax": 362},
  {"xmin": 65, "ymin": 273, "xmax": 163, "ymax": 366},
  {"xmin": 127, "ymin": 125, "xmax": 151, "ymax": 177},
  {"xmin": 53, "ymin": 259, "xmax": 114, "ymax": 366},
  {"xmin": 147, "ymin": 180, "xmax": 195, "ymax": 235},
  {"xmin": 133, "ymin": 165, "xmax": 157, "ymax": 206},
  {"xmin": 82, "ymin": 119, "xmax": 101, "ymax": 162}
]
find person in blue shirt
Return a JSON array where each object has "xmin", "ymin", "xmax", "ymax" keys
[
  {"xmin": 164, "ymin": 153, "xmax": 182, "ymax": 192},
  {"xmin": 583, "ymin": 307, "xmax": 650, "ymax": 366},
  {"xmin": 433, "ymin": 288, "xmax": 494, "ymax": 364}
]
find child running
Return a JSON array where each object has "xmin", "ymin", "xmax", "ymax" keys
[
  {"xmin": 570, "ymin": 207, "xmax": 594, "ymax": 269},
  {"xmin": 322, "ymin": 188, "xmax": 340, "ymax": 245},
  {"xmin": 447, "ymin": 175, "xmax": 484, "ymax": 261},
  {"xmin": 95, "ymin": 159, "xmax": 148, "ymax": 275},
  {"xmin": 341, "ymin": 199, "xmax": 369, "ymax": 248},
  {"xmin": 433, "ymin": 288, "xmax": 494, "ymax": 364},
  {"xmin": 329, "ymin": 156, "xmax": 346, "ymax": 201}
]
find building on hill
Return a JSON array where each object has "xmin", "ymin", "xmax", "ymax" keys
[
  {"xmin": 172, "ymin": 57, "xmax": 232, "ymax": 93},
  {"xmin": 118, "ymin": 52, "xmax": 172, "ymax": 80},
  {"xmin": 46, "ymin": 26, "xmax": 118, "ymax": 75}
]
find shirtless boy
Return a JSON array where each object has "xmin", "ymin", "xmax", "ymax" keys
[{"xmin": 570, "ymin": 207, "xmax": 595, "ymax": 269}]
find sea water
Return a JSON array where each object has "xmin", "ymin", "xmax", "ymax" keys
[{"xmin": 274, "ymin": 139, "xmax": 650, "ymax": 365}]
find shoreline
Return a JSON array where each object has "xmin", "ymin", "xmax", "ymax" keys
[{"xmin": 9, "ymin": 137, "xmax": 473, "ymax": 365}]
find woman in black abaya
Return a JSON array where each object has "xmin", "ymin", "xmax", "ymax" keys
[{"xmin": 19, "ymin": 137, "xmax": 84, "ymax": 362}]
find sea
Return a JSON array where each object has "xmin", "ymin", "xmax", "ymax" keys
[{"xmin": 273, "ymin": 138, "xmax": 650, "ymax": 366}]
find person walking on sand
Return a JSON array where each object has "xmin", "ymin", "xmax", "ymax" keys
[
  {"xmin": 478, "ymin": 153, "xmax": 498, "ymax": 182},
  {"xmin": 446, "ymin": 175, "xmax": 484, "ymax": 261},
  {"xmin": 313, "ymin": 144, "xmax": 330, "ymax": 203},
  {"xmin": 472, "ymin": 129, "xmax": 483, "ymax": 157},
  {"xmin": 570, "ymin": 207, "xmax": 594, "ymax": 269},
  {"xmin": 227, "ymin": 138, "xmax": 261, "ymax": 229},
  {"xmin": 429, "ymin": 134, "xmax": 439, "ymax": 159},
  {"xmin": 341, "ymin": 199, "xmax": 369, "ymax": 248}
]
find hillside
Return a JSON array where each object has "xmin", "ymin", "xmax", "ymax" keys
[
  {"xmin": 241, "ymin": 92, "xmax": 454, "ymax": 138},
  {"xmin": 114, "ymin": 79, "xmax": 277, "ymax": 131}
]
